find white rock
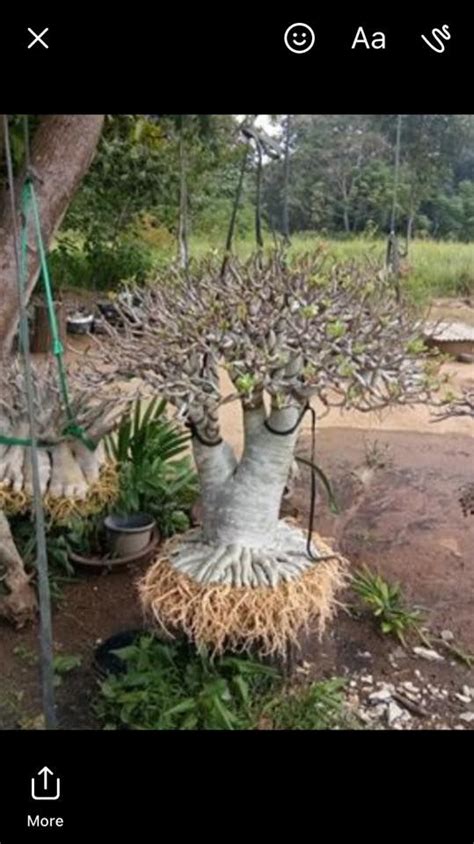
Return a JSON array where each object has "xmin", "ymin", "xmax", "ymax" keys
[
  {"xmin": 399, "ymin": 689, "xmax": 419, "ymax": 703},
  {"xmin": 402, "ymin": 681, "xmax": 420, "ymax": 694},
  {"xmin": 454, "ymin": 725, "xmax": 466, "ymax": 730},
  {"xmin": 369, "ymin": 688, "xmax": 393, "ymax": 704},
  {"xmin": 413, "ymin": 646, "xmax": 444, "ymax": 662},
  {"xmin": 454, "ymin": 693, "xmax": 471, "ymax": 704},
  {"xmin": 414, "ymin": 669, "xmax": 423, "ymax": 680},
  {"xmin": 387, "ymin": 701, "xmax": 404, "ymax": 726},
  {"xmin": 370, "ymin": 704, "xmax": 388, "ymax": 720},
  {"xmin": 459, "ymin": 712, "xmax": 474, "ymax": 723},
  {"xmin": 462, "ymin": 686, "xmax": 474, "ymax": 699},
  {"xmin": 349, "ymin": 680, "xmax": 357, "ymax": 688},
  {"xmin": 357, "ymin": 651, "xmax": 372, "ymax": 659},
  {"xmin": 441, "ymin": 629, "xmax": 454, "ymax": 642},
  {"xmin": 360, "ymin": 674, "xmax": 373, "ymax": 684}
]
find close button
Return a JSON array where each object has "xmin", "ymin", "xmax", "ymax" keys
[{"xmin": 28, "ymin": 27, "xmax": 49, "ymax": 49}]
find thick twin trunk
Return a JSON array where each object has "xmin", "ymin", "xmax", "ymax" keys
[
  {"xmin": 0, "ymin": 114, "xmax": 104, "ymax": 356},
  {"xmin": 168, "ymin": 403, "xmax": 308, "ymax": 588},
  {"xmin": 199, "ymin": 404, "xmax": 299, "ymax": 547}
]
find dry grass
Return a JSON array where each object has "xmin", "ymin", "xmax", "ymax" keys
[{"xmin": 139, "ymin": 531, "xmax": 349, "ymax": 656}]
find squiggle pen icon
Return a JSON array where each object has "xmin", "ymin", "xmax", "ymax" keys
[{"xmin": 421, "ymin": 24, "xmax": 451, "ymax": 53}]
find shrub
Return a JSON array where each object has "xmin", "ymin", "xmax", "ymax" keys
[{"xmin": 105, "ymin": 398, "xmax": 199, "ymax": 537}]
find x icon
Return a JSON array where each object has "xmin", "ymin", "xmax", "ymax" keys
[{"xmin": 28, "ymin": 27, "xmax": 49, "ymax": 49}]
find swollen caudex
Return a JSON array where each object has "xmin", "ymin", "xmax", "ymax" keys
[{"xmin": 0, "ymin": 357, "xmax": 125, "ymax": 519}]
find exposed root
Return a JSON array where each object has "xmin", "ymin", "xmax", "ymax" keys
[
  {"xmin": 71, "ymin": 440, "xmax": 106, "ymax": 485},
  {"xmin": 0, "ymin": 461, "xmax": 119, "ymax": 522},
  {"xmin": 43, "ymin": 461, "xmax": 119, "ymax": 523},
  {"xmin": 0, "ymin": 429, "xmax": 28, "ymax": 494},
  {"xmin": 23, "ymin": 449, "xmax": 51, "ymax": 497},
  {"xmin": 167, "ymin": 521, "xmax": 324, "ymax": 587},
  {"xmin": 49, "ymin": 442, "xmax": 88, "ymax": 500},
  {"xmin": 139, "ymin": 528, "xmax": 349, "ymax": 656}
]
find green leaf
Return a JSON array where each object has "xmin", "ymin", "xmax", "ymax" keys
[
  {"xmin": 163, "ymin": 698, "xmax": 197, "ymax": 717},
  {"xmin": 53, "ymin": 654, "xmax": 82, "ymax": 674}
]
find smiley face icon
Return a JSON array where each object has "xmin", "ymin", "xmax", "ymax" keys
[{"xmin": 284, "ymin": 23, "xmax": 315, "ymax": 54}]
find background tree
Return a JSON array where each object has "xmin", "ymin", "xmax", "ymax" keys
[
  {"xmin": 263, "ymin": 114, "xmax": 474, "ymax": 240},
  {"xmin": 0, "ymin": 115, "xmax": 104, "ymax": 355}
]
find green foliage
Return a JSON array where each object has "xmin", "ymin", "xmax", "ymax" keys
[
  {"xmin": 13, "ymin": 645, "xmax": 38, "ymax": 666},
  {"xmin": 263, "ymin": 678, "xmax": 354, "ymax": 730},
  {"xmin": 95, "ymin": 634, "xmax": 355, "ymax": 731},
  {"xmin": 53, "ymin": 654, "xmax": 82, "ymax": 687},
  {"xmin": 406, "ymin": 338, "xmax": 428, "ymax": 355},
  {"xmin": 96, "ymin": 635, "xmax": 278, "ymax": 730},
  {"xmin": 326, "ymin": 320, "xmax": 346, "ymax": 340},
  {"xmin": 235, "ymin": 373, "xmax": 258, "ymax": 395},
  {"xmin": 352, "ymin": 565, "xmax": 422, "ymax": 645},
  {"xmin": 106, "ymin": 398, "xmax": 198, "ymax": 537},
  {"xmin": 63, "ymin": 514, "xmax": 105, "ymax": 557},
  {"xmin": 50, "ymin": 232, "xmax": 156, "ymax": 291},
  {"xmin": 263, "ymin": 114, "xmax": 474, "ymax": 241},
  {"xmin": 10, "ymin": 515, "xmax": 77, "ymax": 602},
  {"xmin": 189, "ymin": 234, "xmax": 474, "ymax": 302}
]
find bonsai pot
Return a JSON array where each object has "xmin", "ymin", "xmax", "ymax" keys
[{"xmin": 104, "ymin": 512, "xmax": 156, "ymax": 558}]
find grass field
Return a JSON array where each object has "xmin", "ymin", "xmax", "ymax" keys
[
  {"xmin": 53, "ymin": 231, "xmax": 474, "ymax": 303},
  {"xmin": 181, "ymin": 235, "xmax": 474, "ymax": 302}
]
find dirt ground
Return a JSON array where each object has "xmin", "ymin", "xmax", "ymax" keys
[
  {"xmin": 0, "ymin": 297, "xmax": 473, "ymax": 730},
  {"xmin": 1, "ymin": 413, "xmax": 472, "ymax": 730}
]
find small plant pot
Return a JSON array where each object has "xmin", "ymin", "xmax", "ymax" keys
[
  {"xmin": 67, "ymin": 313, "xmax": 94, "ymax": 334},
  {"xmin": 69, "ymin": 528, "xmax": 160, "ymax": 572},
  {"xmin": 94, "ymin": 628, "xmax": 192, "ymax": 678},
  {"xmin": 94, "ymin": 629, "xmax": 146, "ymax": 677},
  {"xmin": 104, "ymin": 513, "xmax": 156, "ymax": 558}
]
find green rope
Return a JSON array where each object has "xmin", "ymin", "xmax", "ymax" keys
[
  {"xmin": 3, "ymin": 114, "xmax": 57, "ymax": 729},
  {"xmin": 0, "ymin": 434, "xmax": 57, "ymax": 448},
  {"xmin": 0, "ymin": 177, "xmax": 96, "ymax": 451}
]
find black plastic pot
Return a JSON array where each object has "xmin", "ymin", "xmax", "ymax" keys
[
  {"xmin": 94, "ymin": 629, "xmax": 145, "ymax": 678},
  {"xmin": 94, "ymin": 628, "xmax": 191, "ymax": 678}
]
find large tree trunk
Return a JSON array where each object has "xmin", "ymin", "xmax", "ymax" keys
[
  {"xmin": 282, "ymin": 115, "xmax": 291, "ymax": 242},
  {"xmin": 168, "ymin": 403, "xmax": 314, "ymax": 588},
  {"xmin": 405, "ymin": 213, "xmax": 414, "ymax": 254},
  {"xmin": 0, "ymin": 115, "xmax": 104, "ymax": 356},
  {"xmin": 177, "ymin": 125, "xmax": 189, "ymax": 271}
]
